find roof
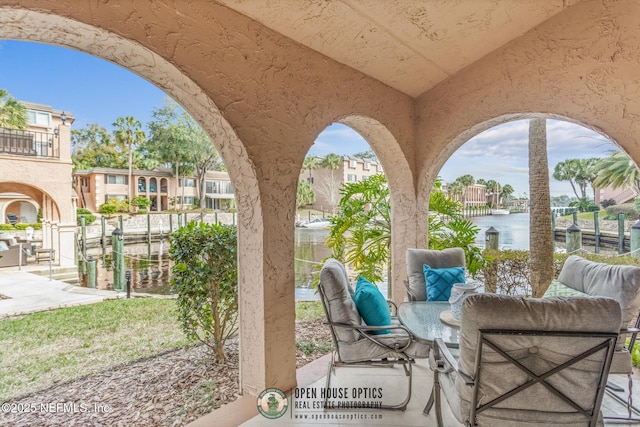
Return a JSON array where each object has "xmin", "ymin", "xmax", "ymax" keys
[{"xmin": 73, "ymin": 167, "xmax": 231, "ymax": 180}]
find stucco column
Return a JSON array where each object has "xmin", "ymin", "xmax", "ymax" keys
[
  {"xmin": 42, "ymin": 220, "xmax": 50, "ymax": 249},
  {"xmin": 237, "ymin": 198, "xmax": 297, "ymax": 397},
  {"xmin": 50, "ymin": 222, "xmax": 59, "ymax": 263},
  {"xmin": 57, "ymin": 223, "xmax": 76, "ymax": 267}
]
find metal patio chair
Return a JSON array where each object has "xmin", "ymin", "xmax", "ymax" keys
[
  {"xmin": 318, "ymin": 258, "xmax": 429, "ymax": 410},
  {"xmin": 556, "ymin": 255, "xmax": 640, "ymax": 422},
  {"xmin": 426, "ymin": 293, "xmax": 620, "ymax": 427},
  {"xmin": 405, "ymin": 247, "xmax": 466, "ymax": 301}
]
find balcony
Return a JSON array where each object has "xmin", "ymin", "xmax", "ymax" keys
[{"xmin": 0, "ymin": 127, "xmax": 59, "ymax": 158}]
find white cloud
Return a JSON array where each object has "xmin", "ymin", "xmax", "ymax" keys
[{"xmin": 308, "ymin": 119, "xmax": 620, "ymax": 200}]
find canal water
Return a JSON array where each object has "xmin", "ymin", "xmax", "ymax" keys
[
  {"xmin": 79, "ymin": 213, "xmax": 557, "ymax": 296},
  {"xmin": 80, "ymin": 227, "xmax": 334, "ymax": 299}
]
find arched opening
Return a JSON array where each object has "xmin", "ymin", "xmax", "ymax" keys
[{"xmin": 0, "ymin": 6, "xmax": 280, "ymax": 414}]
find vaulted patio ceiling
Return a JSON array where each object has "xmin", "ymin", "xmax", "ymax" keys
[{"xmin": 218, "ymin": 0, "xmax": 580, "ymax": 97}]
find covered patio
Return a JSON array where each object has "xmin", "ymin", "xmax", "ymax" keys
[{"xmin": 2, "ymin": 0, "xmax": 640, "ymax": 423}]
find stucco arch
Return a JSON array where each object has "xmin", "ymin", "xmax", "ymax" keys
[
  {"xmin": 0, "ymin": 6, "xmax": 273, "ymax": 395},
  {"xmin": 337, "ymin": 115, "xmax": 418, "ymax": 300},
  {"xmin": 0, "ymin": 182, "xmax": 60, "ymax": 222},
  {"xmin": 0, "ymin": 2, "xmax": 418, "ymax": 397},
  {"xmin": 414, "ymin": 0, "xmax": 640, "ymax": 247}
]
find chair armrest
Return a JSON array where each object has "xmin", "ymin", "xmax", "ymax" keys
[
  {"xmin": 620, "ymin": 328, "xmax": 640, "ymax": 334},
  {"xmin": 404, "ymin": 279, "xmax": 417, "ymax": 301},
  {"xmin": 324, "ymin": 320, "xmax": 414, "ymax": 351},
  {"xmin": 387, "ymin": 300, "xmax": 398, "ymax": 315},
  {"xmin": 434, "ymin": 338, "xmax": 458, "ymax": 372}
]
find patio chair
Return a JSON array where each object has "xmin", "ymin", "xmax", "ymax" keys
[
  {"xmin": 426, "ymin": 293, "xmax": 620, "ymax": 427},
  {"xmin": 555, "ymin": 255, "xmax": 640, "ymax": 421},
  {"xmin": 405, "ymin": 247, "xmax": 465, "ymax": 301},
  {"xmin": 6, "ymin": 213, "xmax": 17, "ymax": 225},
  {"xmin": 318, "ymin": 258, "xmax": 429, "ymax": 410}
]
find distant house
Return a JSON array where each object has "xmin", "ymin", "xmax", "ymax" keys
[
  {"xmin": 442, "ymin": 183, "xmax": 488, "ymax": 209},
  {"xmin": 0, "ymin": 101, "xmax": 76, "ymax": 266},
  {"xmin": 299, "ymin": 156, "xmax": 384, "ymax": 211},
  {"xmin": 594, "ymin": 185, "xmax": 636, "ymax": 206},
  {"xmin": 73, "ymin": 168, "xmax": 234, "ymax": 212}
]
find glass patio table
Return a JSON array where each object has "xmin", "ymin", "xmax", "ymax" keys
[{"xmin": 397, "ymin": 301, "xmax": 460, "ymax": 348}]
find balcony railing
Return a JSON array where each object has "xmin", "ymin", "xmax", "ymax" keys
[{"xmin": 0, "ymin": 127, "xmax": 59, "ymax": 159}]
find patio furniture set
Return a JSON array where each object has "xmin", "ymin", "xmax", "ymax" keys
[
  {"xmin": 0, "ymin": 235, "xmax": 49, "ymax": 267},
  {"xmin": 318, "ymin": 248, "xmax": 640, "ymax": 426}
]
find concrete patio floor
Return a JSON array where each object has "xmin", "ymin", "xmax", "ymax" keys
[{"xmin": 191, "ymin": 354, "xmax": 640, "ymax": 427}]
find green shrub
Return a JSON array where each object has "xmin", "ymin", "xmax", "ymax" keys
[
  {"xmin": 605, "ymin": 203, "xmax": 638, "ymax": 220},
  {"xmin": 169, "ymin": 221, "xmax": 238, "ymax": 363},
  {"xmin": 130, "ymin": 196, "xmax": 152, "ymax": 210},
  {"xmin": 138, "ymin": 208, "xmax": 148, "ymax": 215},
  {"xmin": 0, "ymin": 224, "xmax": 14, "ymax": 230},
  {"xmin": 98, "ymin": 203, "xmax": 117, "ymax": 217},
  {"xmin": 76, "ymin": 208, "xmax": 96, "ymax": 226}
]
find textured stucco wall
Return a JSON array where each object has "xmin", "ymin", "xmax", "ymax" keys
[
  {"xmin": 0, "ymin": 1, "xmax": 417, "ymax": 396},
  {"xmin": 415, "ymin": 0, "xmax": 640, "ymax": 246}
]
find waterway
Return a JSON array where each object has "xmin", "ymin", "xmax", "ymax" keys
[
  {"xmin": 470, "ymin": 212, "xmax": 530, "ymax": 250},
  {"xmin": 78, "ymin": 213, "xmax": 552, "ymax": 297}
]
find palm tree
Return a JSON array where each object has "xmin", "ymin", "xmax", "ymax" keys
[
  {"xmin": 554, "ymin": 158, "xmax": 599, "ymax": 200},
  {"xmin": 0, "ymin": 89, "xmax": 27, "ymax": 129},
  {"xmin": 528, "ymin": 118, "xmax": 554, "ymax": 297},
  {"xmin": 302, "ymin": 155, "xmax": 320, "ymax": 183},
  {"xmin": 320, "ymin": 153, "xmax": 343, "ymax": 213},
  {"xmin": 447, "ymin": 181, "xmax": 465, "ymax": 203},
  {"xmin": 457, "ymin": 174, "xmax": 475, "ymax": 207},
  {"xmin": 113, "ymin": 116, "xmax": 146, "ymax": 202},
  {"xmin": 500, "ymin": 184, "xmax": 514, "ymax": 203},
  {"xmin": 593, "ymin": 150, "xmax": 640, "ymax": 195}
]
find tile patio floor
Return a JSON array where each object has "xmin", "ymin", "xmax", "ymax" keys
[{"xmin": 190, "ymin": 354, "xmax": 640, "ymax": 427}]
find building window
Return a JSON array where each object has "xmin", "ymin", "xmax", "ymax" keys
[
  {"xmin": 347, "ymin": 174, "xmax": 357, "ymax": 182},
  {"xmin": 362, "ymin": 175, "xmax": 369, "ymax": 181},
  {"xmin": 364, "ymin": 162, "xmax": 371, "ymax": 170},
  {"xmin": 105, "ymin": 194, "xmax": 127, "ymax": 202},
  {"xmin": 107, "ymin": 175, "xmax": 126, "ymax": 185},
  {"xmin": 349, "ymin": 160, "xmax": 357, "ymax": 168},
  {"xmin": 25, "ymin": 111, "xmax": 51, "ymax": 127},
  {"xmin": 179, "ymin": 178, "xmax": 196, "ymax": 187},
  {"xmin": 179, "ymin": 196, "xmax": 195, "ymax": 205}
]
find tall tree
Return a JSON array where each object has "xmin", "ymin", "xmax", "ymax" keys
[
  {"xmin": 320, "ymin": 153, "xmax": 343, "ymax": 213},
  {"xmin": 500, "ymin": 184, "xmax": 514, "ymax": 202},
  {"xmin": 302, "ymin": 155, "xmax": 320, "ymax": 183},
  {"xmin": 553, "ymin": 158, "xmax": 599, "ymax": 200},
  {"xmin": 113, "ymin": 116, "xmax": 146, "ymax": 201},
  {"xmin": 0, "ymin": 89, "xmax": 27, "ymax": 129},
  {"xmin": 593, "ymin": 150, "xmax": 640, "ymax": 195},
  {"xmin": 455, "ymin": 174, "xmax": 475, "ymax": 206},
  {"xmin": 146, "ymin": 99, "xmax": 223, "ymax": 209},
  {"xmin": 352, "ymin": 149, "xmax": 378, "ymax": 161},
  {"xmin": 297, "ymin": 179, "xmax": 315, "ymax": 208},
  {"xmin": 528, "ymin": 118, "xmax": 554, "ymax": 297},
  {"xmin": 71, "ymin": 124, "xmax": 121, "ymax": 170}
]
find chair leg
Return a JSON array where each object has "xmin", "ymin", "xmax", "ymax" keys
[
  {"xmin": 604, "ymin": 373, "xmax": 640, "ymax": 421},
  {"xmin": 433, "ymin": 371, "xmax": 443, "ymax": 427},
  {"xmin": 424, "ymin": 384, "xmax": 435, "ymax": 414}
]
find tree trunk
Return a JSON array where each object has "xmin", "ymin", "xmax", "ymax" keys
[{"xmin": 528, "ymin": 118, "xmax": 554, "ymax": 297}]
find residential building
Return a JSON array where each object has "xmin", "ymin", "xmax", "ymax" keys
[
  {"xmin": 442, "ymin": 183, "xmax": 488, "ymax": 209},
  {"xmin": 595, "ymin": 185, "xmax": 636, "ymax": 207},
  {"xmin": 300, "ymin": 156, "xmax": 383, "ymax": 212},
  {"xmin": 0, "ymin": 101, "xmax": 75, "ymax": 266},
  {"xmin": 73, "ymin": 168, "xmax": 234, "ymax": 212}
]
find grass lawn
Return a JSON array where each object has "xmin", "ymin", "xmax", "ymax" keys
[
  {"xmin": 0, "ymin": 299, "xmax": 327, "ymax": 401},
  {"xmin": 560, "ymin": 210, "xmax": 607, "ymax": 220},
  {"xmin": 0, "ymin": 298, "xmax": 192, "ymax": 401}
]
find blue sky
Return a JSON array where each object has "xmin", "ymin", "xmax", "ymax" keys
[{"xmin": 0, "ymin": 40, "xmax": 620, "ymax": 198}]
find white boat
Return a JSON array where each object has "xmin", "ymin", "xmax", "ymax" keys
[
  {"xmin": 491, "ymin": 209, "xmax": 510, "ymax": 215},
  {"xmin": 299, "ymin": 218, "xmax": 331, "ymax": 229}
]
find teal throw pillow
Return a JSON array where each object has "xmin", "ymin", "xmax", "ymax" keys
[
  {"xmin": 424, "ymin": 264, "xmax": 465, "ymax": 301},
  {"xmin": 353, "ymin": 275, "xmax": 391, "ymax": 334}
]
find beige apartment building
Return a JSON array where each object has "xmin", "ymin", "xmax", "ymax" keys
[
  {"xmin": 0, "ymin": 101, "xmax": 76, "ymax": 266},
  {"xmin": 301, "ymin": 156, "xmax": 383, "ymax": 212},
  {"xmin": 442, "ymin": 183, "xmax": 489, "ymax": 210},
  {"xmin": 74, "ymin": 168, "xmax": 234, "ymax": 212}
]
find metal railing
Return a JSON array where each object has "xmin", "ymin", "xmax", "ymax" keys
[{"xmin": 0, "ymin": 127, "xmax": 59, "ymax": 158}]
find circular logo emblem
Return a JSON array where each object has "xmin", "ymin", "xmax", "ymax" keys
[{"xmin": 257, "ymin": 388, "xmax": 288, "ymax": 419}]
